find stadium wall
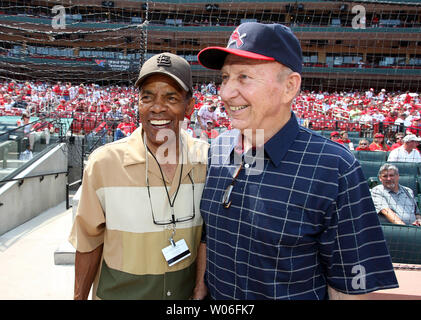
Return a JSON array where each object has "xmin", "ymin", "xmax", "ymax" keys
[{"xmin": 0, "ymin": 143, "xmax": 68, "ymax": 236}]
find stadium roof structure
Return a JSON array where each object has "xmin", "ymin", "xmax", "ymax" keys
[{"xmin": 0, "ymin": 0, "xmax": 420, "ymax": 91}]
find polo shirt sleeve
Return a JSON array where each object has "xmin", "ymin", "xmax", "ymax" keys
[
  {"xmin": 68, "ymin": 157, "xmax": 106, "ymax": 253},
  {"xmin": 317, "ymin": 162, "xmax": 397, "ymax": 294}
]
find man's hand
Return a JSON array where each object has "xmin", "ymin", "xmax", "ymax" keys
[
  {"xmin": 191, "ymin": 242, "xmax": 208, "ymax": 300},
  {"xmin": 191, "ymin": 280, "xmax": 208, "ymax": 300}
]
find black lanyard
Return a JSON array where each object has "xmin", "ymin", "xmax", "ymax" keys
[{"xmin": 147, "ymin": 146, "xmax": 183, "ymax": 225}]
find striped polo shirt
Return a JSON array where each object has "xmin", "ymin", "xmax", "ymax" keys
[
  {"xmin": 200, "ymin": 112, "xmax": 398, "ymax": 300},
  {"xmin": 69, "ymin": 127, "xmax": 209, "ymax": 299}
]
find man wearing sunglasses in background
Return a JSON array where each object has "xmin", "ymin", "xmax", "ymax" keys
[
  {"xmin": 197, "ymin": 22, "xmax": 398, "ymax": 300},
  {"xmin": 69, "ymin": 52, "xmax": 208, "ymax": 299}
]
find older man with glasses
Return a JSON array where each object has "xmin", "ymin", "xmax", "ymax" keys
[
  {"xmin": 196, "ymin": 22, "xmax": 397, "ymax": 300},
  {"xmin": 371, "ymin": 163, "xmax": 421, "ymax": 226},
  {"xmin": 387, "ymin": 134, "xmax": 421, "ymax": 162}
]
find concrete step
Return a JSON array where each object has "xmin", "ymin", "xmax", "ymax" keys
[
  {"xmin": 54, "ymin": 188, "xmax": 80, "ymax": 266},
  {"xmin": 0, "ymin": 159, "xmax": 26, "ymax": 168},
  {"xmin": 0, "ymin": 168, "xmax": 15, "ymax": 179},
  {"xmin": 54, "ymin": 242, "xmax": 75, "ymax": 265}
]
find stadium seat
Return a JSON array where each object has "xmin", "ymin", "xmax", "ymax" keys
[
  {"xmin": 387, "ymin": 161, "xmax": 420, "ymax": 176},
  {"xmin": 358, "ymin": 160, "xmax": 383, "ymax": 180},
  {"xmin": 381, "ymin": 224, "xmax": 421, "ymax": 265},
  {"xmin": 347, "ymin": 131, "xmax": 360, "ymax": 138},
  {"xmin": 357, "ymin": 151, "xmax": 388, "ymax": 162}
]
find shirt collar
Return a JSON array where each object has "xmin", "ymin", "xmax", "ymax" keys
[
  {"xmin": 223, "ymin": 112, "xmax": 299, "ymax": 167},
  {"xmin": 123, "ymin": 126, "xmax": 146, "ymax": 167},
  {"xmin": 123, "ymin": 125, "xmax": 206, "ymax": 168},
  {"xmin": 264, "ymin": 111, "xmax": 300, "ymax": 167}
]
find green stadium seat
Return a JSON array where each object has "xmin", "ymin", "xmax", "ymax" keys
[
  {"xmin": 347, "ymin": 131, "xmax": 360, "ymax": 138},
  {"xmin": 381, "ymin": 224, "xmax": 421, "ymax": 265},
  {"xmin": 358, "ymin": 160, "xmax": 383, "ymax": 180},
  {"xmin": 387, "ymin": 161, "xmax": 420, "ymax": 176},
  {"xmin": 357, "ymin": 151, "xmax": 388, "ymax": 162}
]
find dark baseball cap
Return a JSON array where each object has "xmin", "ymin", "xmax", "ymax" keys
[
  {"xmin": 197, "ymin": 22, "xmax": 303, "ymax": 74},
  {"xmin": 135, "ymin": 52, "xmax": 193, "ymax": 94}
]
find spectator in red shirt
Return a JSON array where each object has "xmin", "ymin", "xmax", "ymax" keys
[
  {"xmin": 369, "ymin": 133, "xmax": 391, "ymax": 152},
  {"xmin": 390, "ymin": 132, "xmax": 405, "ymax": 150},
  {"xmin": 355, "ymin": 139, "xmax": 371, "ymax": 151},
  {"xmin": 53, "ymin": 82, "xmax": 62, "ymax": 97},
  {"xmin": 405, "ymin": 118, "xmax": 421, "ymax": 136},
  {"xmin": 200, "ymin": 120, "xmax": 219, "ymax": 141},
  {"xmin": 330, "ymin": 131, "xmax": 343, "ymax": 144},
  {"xmin": 382, "ymin": 112, "xmax": 396, "ymax": 129},
  {"xmin": 114, "ymin": 114, "xmax": 136, "ymax": 141},
  {"xmin": 56, "ymin": 99, "xmax": 67, "ymax": 111},
  {"xmin": 338, "ymin": 131, "xmax": 354, "ymax": 150}
]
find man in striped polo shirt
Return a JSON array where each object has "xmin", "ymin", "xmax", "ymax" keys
[
  {"xmin": 69, "ymin": 53, "xmax": 209, "ymax": 299},
  {"xmin": 196, "ymin": 22, "xmax": 398, "ymax": 300}
]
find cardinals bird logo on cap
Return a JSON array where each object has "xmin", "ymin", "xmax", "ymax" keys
[{"xmin": 227, "ymin": 27, "xmax": 246, "ymax": 48}]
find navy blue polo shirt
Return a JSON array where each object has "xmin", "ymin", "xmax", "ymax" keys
[{"xmin": 200, "ymin": 112, "xmax": 398, "ymax": 300}]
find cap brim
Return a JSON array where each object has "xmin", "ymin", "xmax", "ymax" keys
[
  {"xmin": 135, "ymin": 71, "xmax": 191, "ymax": 93},
  {"xmin": 198, "ymin": 46, "xmax": 275, "ymax": 70}
]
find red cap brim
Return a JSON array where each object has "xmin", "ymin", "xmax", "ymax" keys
[{"xmin": 198, "ymin": 46, "xmax": 275, "ymax": 70}]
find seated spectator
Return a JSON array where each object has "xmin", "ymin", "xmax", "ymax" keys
[
  {"xmin": 394, "ymin": 112, "xmax": 411, "ymax": 128},
  {"xmin": 197, "ymin": 103, "xmax": 217, "ymax": 131},
  {"xmin": 338, "ymin": 131, "xmax": 354, "ymax": 150},
  {"xmin": 29, "ymin": 119, "xmax": 53, "ymax": 150},
  {"xmin": 369, "ymin": 133, "xmax": 390, "ymax": 152},
  {"xmin": 355, "ymin": 138, "xmax": 371, "ymax": 151},
  {"xmin": 181, "ymin": 117, "xmax": 196, "ymax": 138},
  {"xmin": 106, "ymin": 104, "xmax": 123, "ymax": 133},
  {"xmin": 405, "ymin": 118, "xmax": 421, "ymax": 136},
  {"xmin": 106, "ymin": 104, "xmax": 123, "ymax": 121},
  {"xmin": 12, "ymin": 95, "xmax": 28, "ymax": 109},
  {"xmin": 200, "ymin": 120, "xmax": 219, "ymax": 141},
  {"xmin": 56, "ymin": 99, "xmax": 67, "ymax": 111},
  {"xmin": 371, "ymin": 163, "xmax": 421, "ymax": 226},
  {"xmin": 114, "ymin": 114, "xmax": 136, "ymax": 141},
  {"xmin": 88, "ymin": 121, "xmax": 108, "ymax": 145},
  {"xmin": 387, "ymin": 134, "xmax": 421, "ymax": 162},
  {"xmin": 330, "ymin": 131, "xmax": 342, "ymax": 144},
  {"xmin": 390, "ymin": 132, "xmax": 405, "ymax": 150},
  {"xmin": 3, "ymin": 94, "xmax": 13, "ymax": 111}
]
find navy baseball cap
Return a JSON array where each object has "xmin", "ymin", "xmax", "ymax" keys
[{"xmin": 197, "ymin": 22, "xmax": 303, "ymax": 74}]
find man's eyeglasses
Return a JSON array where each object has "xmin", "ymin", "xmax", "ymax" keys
[
  {"xmin": 359, "ymin": 143, "xmax": 368, "ymax": 145},
  {"xmin": 222, "ymin": 162, "xmax": 243, "ymax": 209},
  {"xmin": 148, "ymin": 172, "xmax": 196, "ymax": 226}
]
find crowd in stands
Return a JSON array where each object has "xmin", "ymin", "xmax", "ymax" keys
[
  {"xmin": 0, "ymin": 80, "xmax": 420, "ymax": 145},
  {"xmin": 1, "ymin": 79, "xmax": 421, "ymax": 226}
]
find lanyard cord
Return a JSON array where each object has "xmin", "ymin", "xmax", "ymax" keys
[
  {"xmin": 144, "ymin": 132, "xmax": 194, "ymax": 225},
  {"xmin": 148, "ymin": 146, "xmax": 184, "ymax": 220}
]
